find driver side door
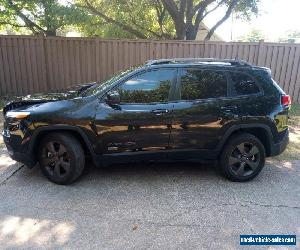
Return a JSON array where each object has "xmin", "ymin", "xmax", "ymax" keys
[{"xmin": 94, "ymin": 68, "xmax": 177, "ymax": 154}]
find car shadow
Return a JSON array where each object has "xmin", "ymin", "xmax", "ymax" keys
[
  {"xmin": 15, "ymin": 159, "xmax": 222, "ymax": 187},
  {"xmin": 82, "ymin": 160, "xmax": 219, "ymax": 180}
]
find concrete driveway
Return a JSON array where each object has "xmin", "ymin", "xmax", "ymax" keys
[{"xmin": 0, "ymin": 147, "xmax": 299, "ymax": 250}]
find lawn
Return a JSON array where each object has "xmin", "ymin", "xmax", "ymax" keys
[
  {"xmin": 0, "ymin": 96, "xmax": 12, "ymax": 110},
  {"xmin": 274, "ymin": 103, "xmax": 300, "ymax": 160}
]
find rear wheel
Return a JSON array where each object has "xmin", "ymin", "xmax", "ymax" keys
[
  {"xmin": 220, "ymin": 133, "xmax": 265, "ymax": 182},
  {"xmin": 38, "ymin": 133, "xmax": 85, "ymax": 185}
]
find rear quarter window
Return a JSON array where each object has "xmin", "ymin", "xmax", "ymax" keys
[{"xmin": 230, "ymin": 71, "xmax": 260, "ymax": 96}]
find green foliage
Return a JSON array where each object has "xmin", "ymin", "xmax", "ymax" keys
[
  {"xmin": 1, "ymin": 0, "xmax": 260, "ymax": 39},
  {"xmin": 181, "ymin": 70, "xmax": 226, "ymax": 100},
  {"xmin": 278, "ymin": 30, "xmax": 300, "ymax": 43},
  {"xmin": 290, "ymin": 104, "xmax": 300, "ymax": 116},
  {"xmin": 0, "ymin": 96, "xmax": 16, "ymax": 110},
  {"xmin": 119, "ymin": 81, "xmax": 171, "ymax": 103},
  {"xmin": 75, "ymin": 0, "xmax": 175, "ymax": 39},
  {"xmin": 0, "ymin": 0, "xmax": 89, "ymax": 35},
  {"xmin": 238, "ymin": 28, "xmax": 265, "ymax": 42},
  {"xmin": 232, "ymin": 0, "xmax": 259, "ymax": 20},
  {"xmin": 76, "ymin": 0, "xmax": 260, "ymax": 40}
]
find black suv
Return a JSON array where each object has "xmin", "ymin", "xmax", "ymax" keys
[{"xmin": 2, "ymin": 58, "xmax": 290, "ymax": 184}]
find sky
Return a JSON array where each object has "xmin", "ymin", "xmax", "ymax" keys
[{"xmin": 205, "ymin": 0, "xmax": 300, "ymax": 41}]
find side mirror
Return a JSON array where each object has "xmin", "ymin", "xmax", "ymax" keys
[{"xmin": 106, "ymin": 90, "xmax": 120, "ymax": 105}]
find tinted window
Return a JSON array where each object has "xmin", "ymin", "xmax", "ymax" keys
[
  {"xmin": 230, "ymin": 72, "xmax": 260, "ymax": 95},
  {"xmin": 180, "ymin": 69, "xmax": 227, "ymax": 100},
  {"xmin": 117, "ymin": 69, "xmax": 175, "ymax": 103}
]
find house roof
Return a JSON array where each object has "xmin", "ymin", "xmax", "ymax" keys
[{"xmin": 196, "ymin": 22, "xmax": 223, "ymax": 41}]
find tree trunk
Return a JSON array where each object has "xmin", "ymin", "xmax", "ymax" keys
[
  {"xmin": 46, "ymin": 29, "xmax": 56, "ymax": 36},
  {"xmin": 186, "ymin": 25, "xmax": 198, "ymax": 40},
  {"xmin": 174, "ymin": 19, "xmax": 186, "ymax": 40}
]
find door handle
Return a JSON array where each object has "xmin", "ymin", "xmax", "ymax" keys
[
  {"xmin": 151, "ymin": 109, "xmax": 169, "ymax": 115},
  {"xmin": 220, "ymin": 106, "xmax": 239, "ymax": 119},
  {"xmin": 220, "ymin": 106, "xmax": 238, "ymax": 112}
]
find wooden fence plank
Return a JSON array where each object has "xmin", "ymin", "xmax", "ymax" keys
[
  {"xmin": 289, "ymin": 47, "xmax": 300, "ymax": 101},
  {"xmin": 6, "ymin": 37, "xmax": 18, "ymax": 94},
  {"xmin": 0, "ymin": 36, "xmax": 300, "ymax": 102},
  {"xmin": 0, "ymin": 38, "xmax": 7, "ymax": 95},
  {"xmin": 283, "ymin": 46, "xmax": 296, "ymax": 93}
]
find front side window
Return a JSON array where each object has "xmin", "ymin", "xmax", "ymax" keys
[
  {"xmin": 230, "ymin": 71, "xmax": 260, "ymax": 96},
  {"xmin": 180, "ymin": 69, "xmax": 227, "ymax": 100},
  {"xmin": 116, "ymin": 69, "xmax": 175, "ymax": 103}
]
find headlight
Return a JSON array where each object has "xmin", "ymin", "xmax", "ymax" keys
[{"xmin": 6, "ymin": 111, "xmax": 30, "ymax": 119}]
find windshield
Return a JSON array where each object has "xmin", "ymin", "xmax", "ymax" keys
[{"xmin": 80, "ymin": 66, "xmax": 141, "ymax": 97}]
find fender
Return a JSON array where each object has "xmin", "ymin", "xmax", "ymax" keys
[
  {"xmin": 27, "ymin": 125, "xmax": 100, "ymax": 166},
  {"xmin": 215, "ymin": 123, "xmax": 274, "ymax": 153}
]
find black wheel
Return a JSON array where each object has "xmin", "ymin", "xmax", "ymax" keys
[
  {"xmin": 220, "ymin": 133, "xmax": 265, "ymax": 182},
  {"xmin": 38, "ymin": 133, "xmax": 85, "ymax": 185}
]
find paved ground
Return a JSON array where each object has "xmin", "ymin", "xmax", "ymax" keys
[{"xmin": 0, "ymin": 146, "xmax": 299, "ymax": 249}]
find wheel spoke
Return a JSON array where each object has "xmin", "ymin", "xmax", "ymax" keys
[
  {"xmin": 236, "ymin": 162, "xmax": 246, "ymax": 176},
  {"xmin": 53, "ymin": 161, "xmax": 61, "ymax": 177},
  {"xmin": 58, "ymin": 144, "xmax": 67, "ymax": 156},
  {"xmin": 248, "ymin": 145, "xmax": 259, "ymax": 157},
  {"xmin": 246, "ymin": 159, "xmax": 259, "ymax": 170},
  {"xmin": 42, "ymin": 157, "xmax": 55, "ymax": 166},
  {"xmin": 229, "ymin": 156, "xmax": 240, "ymax": 165},
  {"xmin": 46, "ymin": 142, "xmax": 56, "ymax": 154},
  {"xmin": 60, "ymin": 160, "xmax": 70, "ymax": 172},
  {"xmin": 236, "ymin": 143, "xmax": 245, "ymax": 154}
]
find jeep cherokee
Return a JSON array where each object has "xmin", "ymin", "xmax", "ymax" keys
[{"xmin": 2, "ymin": 58, "xmax": 290, "ymax": 184}]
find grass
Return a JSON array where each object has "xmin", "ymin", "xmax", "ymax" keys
[
  {"xmin": 274, "ymin": 103, "xmax": 300, "ymax": 161},
  {"xmin": 0, "ymin": 96, "xmax": 16, "ymax": 110},
  {"xmin": 289, "ymin": 103, "xmax": 300, "ymax": 116}
]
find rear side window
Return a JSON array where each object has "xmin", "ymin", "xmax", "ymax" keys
[
  {"xmin": 230, "ymin": 72, "xmax": 260, "ymax": 95},
  {"xmin": 180, "ymin": 69, "xmax": 227, "ymax": 100}
]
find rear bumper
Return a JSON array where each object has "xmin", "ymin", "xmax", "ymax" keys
[{"xmin": 269, "ymin": 129, "xmax": 289, "ymax": 157}]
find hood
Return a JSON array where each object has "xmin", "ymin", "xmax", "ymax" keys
[{"xmin": 3, "ymin": 82, "xmax": 97, "ymax": 115}]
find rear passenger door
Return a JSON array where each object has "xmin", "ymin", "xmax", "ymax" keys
[{"xmin": 169, "ymin": 68, "xmax": 228, "ymax": 151}]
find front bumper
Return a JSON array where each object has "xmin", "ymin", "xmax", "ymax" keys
[
  {"xmin": 2, "ymin": 131, "xmax": 37, "ymax": 168},
  {"xmin": 269, "ymin": 129, "xmax": 289, "ymax": 157}
]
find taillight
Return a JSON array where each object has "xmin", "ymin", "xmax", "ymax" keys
[{"xmin": 281, "ymin": 95, "xmax": 291, "ymax": 106}]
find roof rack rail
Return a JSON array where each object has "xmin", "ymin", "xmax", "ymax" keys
[{"xmin": 145, "ymin": 58, "xmax": 251, "ymax": 66}]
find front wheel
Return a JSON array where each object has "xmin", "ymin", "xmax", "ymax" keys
[
  {"xmin": 219, "ymin": 133, "xmax": 266, "ymax": 182},
  {"xmin": 38, "ymin": 133, "xmax": 85, "ymax": 185}
]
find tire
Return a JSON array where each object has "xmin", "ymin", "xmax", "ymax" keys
[
  {"xmin": 219, "ymin": 133, "xmax": 265, "ymax": 182},
  {"xmin": 38, "ymin": 133, "xmax": 85, "ymax": 185}
]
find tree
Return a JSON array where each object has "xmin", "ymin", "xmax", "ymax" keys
[
  {"xmin": 278, "ymin": 30, "xmax": 300, "ymax": 43},
  {"xmin": 238, "ymin": 28, "xmax": 264, "ymax": 42},
  {"xmin": 77, "ymin": 0, "xmax": 260, "ymax": 40},
  {"xmin": 0, "ymin": 0, "xmax": 87, "ymax": 36},
  {"xmin": 76, "ymin": 0, "xmax": 175, "ymax": 39}
]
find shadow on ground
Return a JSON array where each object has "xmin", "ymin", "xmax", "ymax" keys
[{"xmin": 0, "ymin": 158, "xmax": 299, "ymax": 249}]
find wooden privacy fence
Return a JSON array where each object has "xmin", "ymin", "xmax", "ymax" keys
[{"xmin": 1, "ymin": 35, "xmax": 300, "ymax": 103}]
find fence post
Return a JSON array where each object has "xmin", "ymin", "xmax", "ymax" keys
[
  {"xmin": 43, "ymin": 36, "xmax": 50, "ymax": 92},
  {"xmin": 95, "ymin": 38, "xmax": 101, "ymax": 80},
  {"xmin": 257, "ymin": 39, "xmax": 265, "ymax": 66},
  {"xmin": 149, "ymin": 40, "xmax": 154, "ymax": 59}
]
